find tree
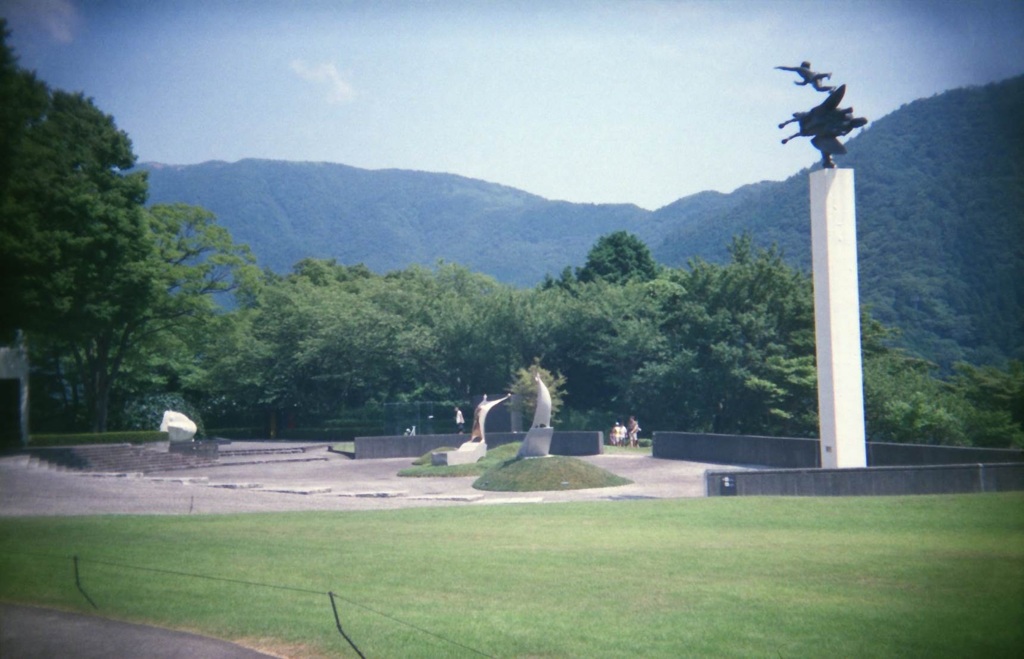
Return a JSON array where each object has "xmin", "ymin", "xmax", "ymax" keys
[
  {"xmin": 0, "ymin": 21, "xmax": 48, "ymax": 216},
  {"xmin": 643, "ymin": 236, "xmax": 818, "ymax": 435},
  {"xmin": 1, "ymin": 88, "xmax": 151, "ymax": 431},
  {"xmin": 112, "ymin": 203, "xmax": 257, "ymax": 418},
  {"xmin": 862, "ymin": 352, "xmax": 972, "ymax": 446},
  {"xmin": 0, "ymin": 58, "xmax": 255, "ymax": 431},
  {"xmin": 509, "ymin": 358, "xmax": 566, "ymax": 424},
  {"xmin": 949, "ymin": 361, "xmax": 1024, "ymax": 448},
  {"xmin": 576, "ymin": 231, "xmax": 659, "ymax": 285},
  {"xmin": 423, "ymin": 263, "xmax": 531, "ymax": 399}
]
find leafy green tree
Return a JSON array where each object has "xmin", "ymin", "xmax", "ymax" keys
[
  {"xmin": 1, "ymin": 89, "xmax": 150, "ymax": 431},
  {"xmin": 182, "ymin": 236, "xmax": 1016, "ymax": 450},
  {"xmin": 108, "ymin": 204, "xmax": 257, "ymax": 426},
  {"xmin": 0, "ymin": 22, "xmax": 48, "ymax": 218},
  {"xmin": 525, "ymin": 281, "xmax": 625, "ymax": 416},
  {"xmin": 644, "ymin": 236, "xmax": 818, "ymax": 435},
  {"xmin": 247, "ymin": 274, "xmax": 403, "ymax": 415},
  {"xmin": 538, "ymin": 279, "xmax": 667, "ymax": 420},
  {"xmin": 209, "ymin": 262, "xmax": 462, "ymax": 428},
  {"xmin": 183, "ymin": 306, "xmax": 270, "ymax": 429},
  {"xmin": 508, "ymin": 358, "xmax": 566, "ymax": 424},
  {"xmin": 422, "ymin": 263, "xmax": 531, "ymax": 399},
  {"xmin": 576, "ymin": 231, "xmax": 659, "ymax": 285},
  {"xmin": 0, "ymin": 50, "xmax": 254, "ymax": 431},
  {"xmin": 949, "ymin": 361, "xmax": 1024, "ymax": 448},
  {"xmin": 862, "ymin": 352, "xmax": 972, "ymax": 445}
]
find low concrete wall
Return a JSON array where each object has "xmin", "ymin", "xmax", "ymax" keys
[
  {"xmin": 868, "ymin": 442, "xmax": 1024, "ymax": 466},
  {"xmin": 653, "ymin": 432, "xmax": 820, "ymax": 468},
  {"xmin": 654, "ymin": 432, "xmax": 1024, "ymax": 468},
  {"xmin": 355, "ymin": 434, "xmax": 463, "ymax": 460},
  {"xmin": 547, "ymin": 431, "xmax": 605, "ymax": 456},
  {"xmin": 354, "ymin": 431, "xmax": 603, "ymax": 459},
  {"xmin": 706, "ymin": 463, "xmax": 1024, "ymax": 497}
]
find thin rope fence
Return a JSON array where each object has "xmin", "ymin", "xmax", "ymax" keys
[{"xmin": 11, "ymin": 550, "xmax": 494, "ymax": 658}]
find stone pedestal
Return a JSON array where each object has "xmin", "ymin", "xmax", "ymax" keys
[
  {"xmin": 810, "ymin": 169, "xmax": 867, "ymax": 468},
  {"xmin": 432, "ymin": 440, "xmax": 487, "ymax": 466}
]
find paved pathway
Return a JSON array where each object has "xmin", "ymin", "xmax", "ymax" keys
[
  {"xmin": 0, "ymin": 603, "xmax": 277, "ymax": 658},
  {"xmin": 0, "ymin": 442, "xmax": 734, "ymax": 516}
]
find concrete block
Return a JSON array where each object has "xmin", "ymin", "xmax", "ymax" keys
[{"xmin": 431, "ymin": 440, "xmax": 487, "ymax": 466}]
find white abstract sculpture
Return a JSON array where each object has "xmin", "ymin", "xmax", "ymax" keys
[
  {"xmin": 469, "ymin": 393, "xmax": 512, "ymax": 444},
  {"xmin": 433, "ymin": 393, "xmax": 511, "ymax": 466},
  {"xmin": 431, "ymin": 438, "xmax": 488, "ymax": 466},
  {"xmin": 517, "ymin": 373, "xmax": 554, "ymax": 458},
  {"xmin": 160, "ymin": 410, "xmax": 197, "ymax": 443}
]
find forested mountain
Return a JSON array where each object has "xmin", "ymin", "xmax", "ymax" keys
[
  {"xmin": 142, "ymin": 75, "xmax": 1024, "ymax": 369},
  {"xmin": 141, "ymin": 160, "xmax": 652, "ymax": 287}
]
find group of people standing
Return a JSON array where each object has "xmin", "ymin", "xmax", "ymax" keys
[{"xmin": 609, "ymin": 416, "xmax": 640, "ymax": 447}]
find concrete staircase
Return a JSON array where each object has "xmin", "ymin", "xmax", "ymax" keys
[
  {"xmin": 27, "ymin": 444, "xmax": 216, "ymax": 474},
  {"xmin": 219, "ymin": 446, "xmax": 308, "ymax": 458}
]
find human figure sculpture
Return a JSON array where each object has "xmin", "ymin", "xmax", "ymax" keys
[
  {"xmin": 777, "ymin": 81, "xmax": 868, "ymax": 168},
  {"xmin": 469, "ymin": 393, "xmax": 511, "ymax": 443},
  {"xmin": 775, "ymin": 61, "xmax": 835, "ymax": 92}
]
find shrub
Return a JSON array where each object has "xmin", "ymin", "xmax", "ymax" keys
[
  {"xmin": 119, "ymin": 393, "xmax": 206, "ymax": 438},
  {"xmin": 30, "ymin": 431, "xmax": 169, "ymax": 447}
]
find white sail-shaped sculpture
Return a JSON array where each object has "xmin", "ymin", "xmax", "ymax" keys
[{"xmin": 517, "ymin": 373, "xmax": 554, "ymax": 458}]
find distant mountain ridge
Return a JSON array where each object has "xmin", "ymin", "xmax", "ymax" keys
[
  {"xmin": 141, "ymin": 159, "xmax": 653, "ymax": 286},
  {"xmin": 141, "ymin": 75, "xmax": 1024, "ymax": 368}
]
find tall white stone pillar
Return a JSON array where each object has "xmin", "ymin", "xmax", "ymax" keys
[{"xmin": 810, "ymin": 169, "xmax": 867, "ymax": 468}]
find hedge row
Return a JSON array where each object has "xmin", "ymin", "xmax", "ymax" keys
[
  {"xmin": 29, "ymin": 431, "xmax": 170, "ymax": 447},
  {"xmin": 208, "ymin": 426, "xmax": 383, "ymax": 440}
]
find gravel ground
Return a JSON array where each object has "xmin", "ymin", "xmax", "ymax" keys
[{"xmin": 0, "ymin": 442, "xmax": 742, "ymax": 517}]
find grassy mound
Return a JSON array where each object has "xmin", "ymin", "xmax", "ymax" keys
[
  {"xmin": 473, "ymin": 455, "xmax": 632, "ymax": 492},
  {"xmin": 398, "ymin": 442, "xmax": 521, "ymax": 477}
]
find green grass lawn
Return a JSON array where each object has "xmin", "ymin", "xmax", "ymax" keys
[{"xmin": 2, "ymin": 494, "xmax": 1022, "ymax": 658}]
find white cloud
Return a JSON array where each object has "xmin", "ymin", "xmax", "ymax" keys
[{"xmin": 289, "ymin": 59, "xmax": 355, "ymax": 104}]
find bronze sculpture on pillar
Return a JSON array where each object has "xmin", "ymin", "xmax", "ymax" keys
[{"xmin": 777, "ymin": 62, "xmax": 868, "ymax": 168}]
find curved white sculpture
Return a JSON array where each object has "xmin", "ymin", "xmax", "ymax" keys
[
  {"xmin": 531, "ymin": 372, "xmax": 552, "ymax": 429},
  {"xmin": 517, "ymin": 373, "xmax": 554, "ymax": 458},
  {"xmin": 160, "ymin": 410, "xmax": 197, "ymax": 443},
  {"xmin": 434, "ymin": 393, "xmax": 511, "ymax": 466},
  {"xmin": 469, "ymin": 393, "xmax": 511, "ymax": 444}
]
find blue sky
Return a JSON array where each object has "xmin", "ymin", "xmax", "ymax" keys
[{"xmin": 3, "ymin": 0, "xmax": 1023, "ymax": 209}]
